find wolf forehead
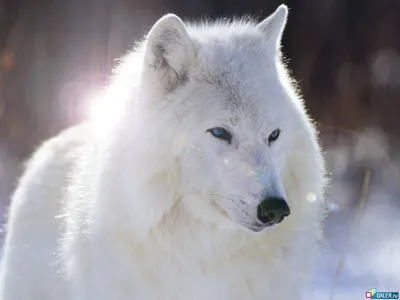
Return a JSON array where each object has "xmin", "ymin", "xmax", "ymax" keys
[
  {"xmin": 189, "ymin": 24, "xmax": 281, "ymax": 85},
  {"xmin": 166, "ymin": 28, "xmax": 280, "ymax": 100},
  {"xmin": 182, "ymin": 29, "xmax": 289, "ymax": 128}
]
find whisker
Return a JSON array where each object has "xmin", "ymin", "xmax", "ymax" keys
[{"xmin": 209, "ymin": 193, "xmax": 240, "ymax": 203}]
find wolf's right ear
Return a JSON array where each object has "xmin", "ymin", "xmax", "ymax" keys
[
  {"xmin": 257, "ymin": 5, "xmax": 288, "ymax": 49},
  {"xmin": 143, "ymin": 14, "xmax": 196, "ymax": 91}
]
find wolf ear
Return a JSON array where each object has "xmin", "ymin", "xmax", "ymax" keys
[
  {"xmin": 257, "ymin": 5, "xmax": 288, "ymax": 49},
  {"xmin": 143, "ymin": 14, "xmax": 196, "ymax": 91}
]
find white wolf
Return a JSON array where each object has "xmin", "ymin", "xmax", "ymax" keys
[{"xmin": 0, "ymin": 5, "xmax": 326, "ymax": 300}]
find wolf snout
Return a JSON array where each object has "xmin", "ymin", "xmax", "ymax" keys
[{"xmin": 256, "ymin": 197, "xmax": 290, "ymax": 225}]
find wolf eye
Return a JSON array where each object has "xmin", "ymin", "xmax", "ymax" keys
[
  {"xmin": 207, "ymin": 127, "xmax": 232, "ymax": 144},
  {"xmin": 268, "ymin": 129, "xmax": 281, "ymax": 145}
]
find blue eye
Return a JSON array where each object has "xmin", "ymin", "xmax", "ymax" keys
[
  {"xmin": 268, "ymin": 129, "xmax": 281, "ymax": 145},
  {"xmin": 211, "ymin": 129, "xmax": 224, "ymax": 136},
  {"xmin": 207, "ymin": 127, "xmax": 232, "ymax": 144}
]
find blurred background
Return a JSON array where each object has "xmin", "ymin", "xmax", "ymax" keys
[{"xmin": 0, "ymin": 0, "xmax": 399, "ymax": 299}]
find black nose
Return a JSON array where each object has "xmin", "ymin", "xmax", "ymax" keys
[{"xmin": 257, "ymin": 197, "xmax": 291, "ymax": 225}]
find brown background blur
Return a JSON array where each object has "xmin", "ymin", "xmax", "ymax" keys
[
  {"xmin": 1, "ymin": 0, "xmax": 400, "ymax": 298},
  {"xmin": 1, "ymin": 0, "xmax": 400, "ymax": 157}
]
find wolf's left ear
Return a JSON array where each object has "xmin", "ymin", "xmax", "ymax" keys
[
  {"xmin": 257, "ymin": 5, "xmax": 288, "ymax": 49},
  {"xmin": 143, "ymin": 14, "xmax": 196, "ymax": 91}
]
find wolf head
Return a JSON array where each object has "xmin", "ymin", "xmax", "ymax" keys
[{"xmin": 110, "ymin": 5, "xmax": 324, "ymax": 234}]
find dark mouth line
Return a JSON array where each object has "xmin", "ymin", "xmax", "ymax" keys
[{"xmin": 209, "ymin": 193, "xmax": 280, "ymax": 231}]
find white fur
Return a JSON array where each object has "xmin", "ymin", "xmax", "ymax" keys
[{"xmin": 0, "ymin": 5, "xmax": 327, "ymax": 300}]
